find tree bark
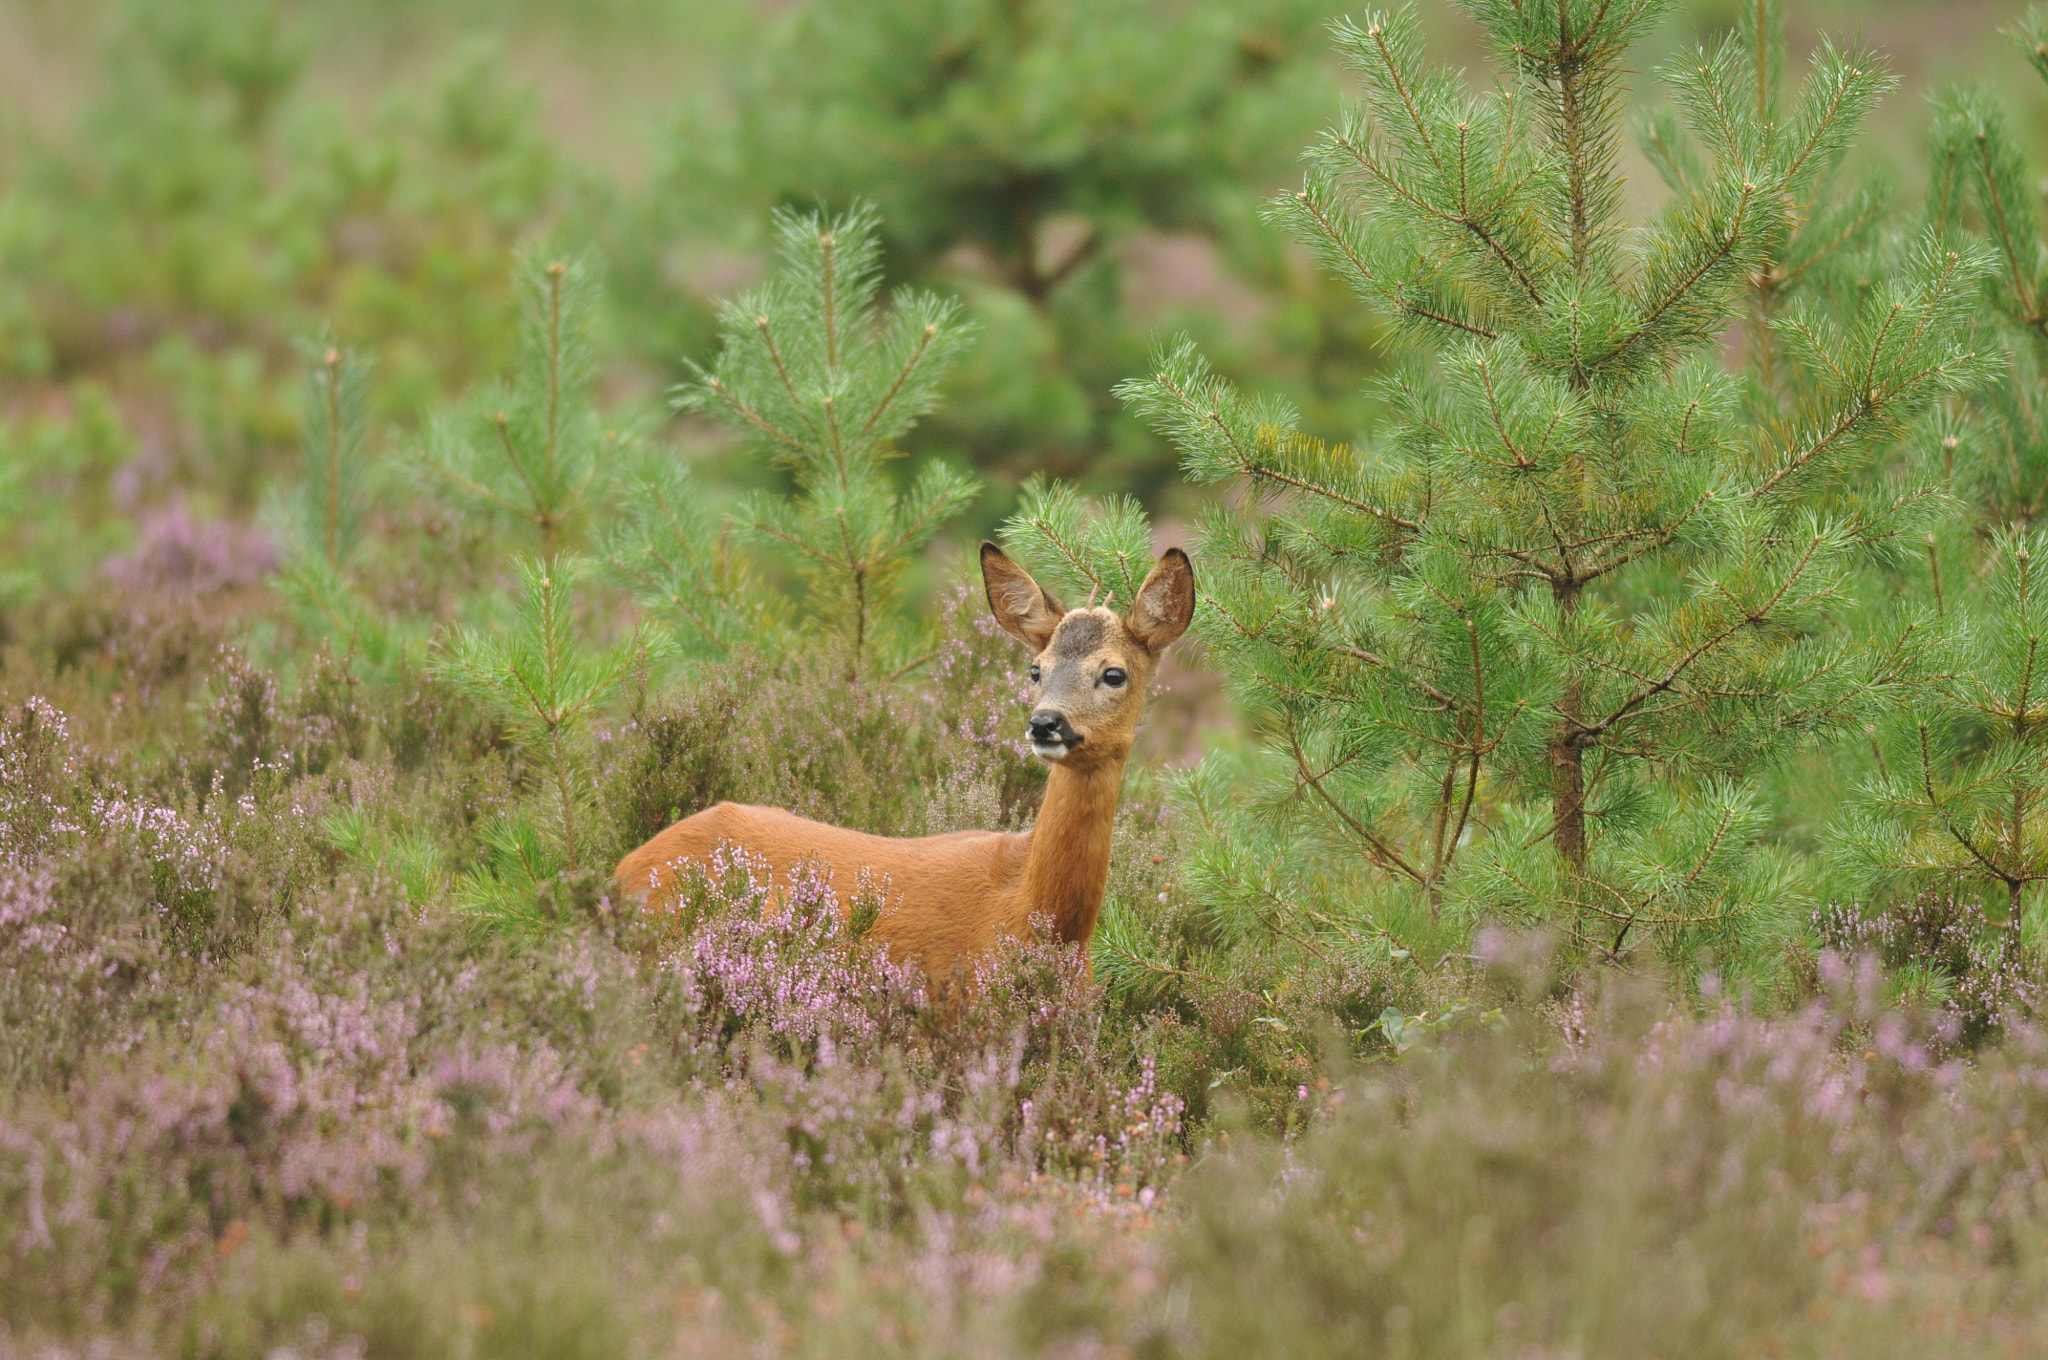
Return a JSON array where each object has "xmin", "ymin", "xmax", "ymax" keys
[{"xmin": 1551, "ymin": 582, "xmax": 1588, "ymax": 870}]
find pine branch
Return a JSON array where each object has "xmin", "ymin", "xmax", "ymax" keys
[
  {"xmin": 1284, "ymin": 726, "xmax": 1426, "ymax": 883},
  {"xmin": 1281, "ymin": 187, "xmax": 1500, "ymax": 339}
]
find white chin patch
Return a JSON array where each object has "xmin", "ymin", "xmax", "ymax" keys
[{"xmin": 1031, "ymin": 740, "xmax": 1069, "ymax": 762}]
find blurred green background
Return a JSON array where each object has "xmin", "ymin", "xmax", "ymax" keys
[{"xmin": 0, "ymin": 0, "xmax": 2038, "ymax": 565}]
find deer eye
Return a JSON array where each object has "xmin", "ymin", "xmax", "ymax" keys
[
  {"xmin": 1029, "ymin": 665, "xmax": 1041, "ymax": 683},
  {"xmin": 1102, "ymin": 668, "xmax": 1127, "ymax": 688}
]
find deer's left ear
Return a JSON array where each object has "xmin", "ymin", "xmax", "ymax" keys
[{"xmin": 1126, "ymin": 548, "xmax": 1195, "ymax": 653}]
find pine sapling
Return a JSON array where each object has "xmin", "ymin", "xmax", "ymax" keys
[
  {"xmin": 270, "ymin": 338, "xmax": 425, "ymax": 678},
  {"xmin": 675, "ymin": 205, "xmax": 977, "ymax": 678},
  {"xmin": 1030, "ymin": 1, "xmax": 1991, "ymax": 979},
  {"xmin": 1839, "ymin": 7, "xmax": 2048, "ymax": 964},
  {"xmin": 1640, "ymin": 0, "xmax": 1899, "ymax": 417},
  {"xmin": 417, "ymin": 253, "xmax": 611, "ymax": 550},
  {"xmin": 999, "ymin": 477, "xmax": 1163, "ymax": 608},
  {"xmin": 599, "ymin": 455, "xmax": 789, "ymax": 662},
  {"xmin": 649, "ymin": 0, "xmax": 1339, "ymax": 493},
  {"xmin": 1923, "ymin": 9, "xmax": 2048, "ymax": 528},
  {"xmin": 295, "ymin": 338, "xmax": 370, "ymax": 568},
  {"xmin": 435, "ymin": 556, "xmax": 640, "ymax": 898}
]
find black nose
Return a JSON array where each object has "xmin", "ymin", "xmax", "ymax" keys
[{"xmin": 1028, "ymin": 710, "xmax": 1079, "ymax": 744}]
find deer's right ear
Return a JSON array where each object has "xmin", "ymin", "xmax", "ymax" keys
[{"xmin": 981, "ymin": 542, "xmax": 1066, "ymax": 651}]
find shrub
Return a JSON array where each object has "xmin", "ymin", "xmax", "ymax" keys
[
  {"xmin": 432, "ymin": 557, "xmax": 642, "ymax": 922},
  {"xmin": 643, "ymin": 0, "xmax": 1352, "ymax": 496},
  {"xmin": 1168, "ymin": 949, "xmax": 2048, "ymax": 1359}
]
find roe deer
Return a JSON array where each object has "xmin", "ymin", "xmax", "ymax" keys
[{"xmin": 614, "ymin": 542, "xmax": 1195, "ymax": 978}]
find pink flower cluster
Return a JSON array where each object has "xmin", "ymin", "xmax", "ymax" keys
[
  {"xmin": 1815, "ymin": 895, "xmax": 2040, "ymax": 1043},
  {"xmin": 102, "ymin": 498, "xmax": 274, "ymax": 597},
  {"xmin": 653, "ymin": 844, "xmax": 929, "ymax": 1048}
]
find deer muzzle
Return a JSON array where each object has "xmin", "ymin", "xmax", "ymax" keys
[{"xmin": 1028, "ymin": 709, "xmax": 1082, "ymax": 760}]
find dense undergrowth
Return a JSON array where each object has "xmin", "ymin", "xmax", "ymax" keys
[
  {"xmin": 12, "ymin": 615, "xmax": 2048, "ymax": 1354},
  {"xmin": 12, "ymin": 0, "xmax": 2048, "ymax": 1354}
]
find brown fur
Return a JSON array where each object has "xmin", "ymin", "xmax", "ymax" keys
[{"xmin": 613, "ymin": 543, "xmax": 1195, "ymax": 979}]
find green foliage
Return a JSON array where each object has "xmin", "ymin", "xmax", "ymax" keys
[
  {"xmin": 15, "ymin": 0, "xmax": 568, "ymax": 409},
  {"xmin": 1923, "ymin": 14, "xmax": 2048, "ymax": 529},
  {"xmin": 674, "ymin": 206, "xmax": 978, "ymax": 676},
  {"xmin": 1841, "ymin": 9, "xmax": 2048, "ymax": 954},
  {"xmin": 597, "ymin": 456, "xmax": 788, "ymax": 662},
  {"xmin": 433, "ymin": 557, "xmax": 639, "ymax": 917},
  {"xmin": 0, "ymin": 0, "xmax": 600, "ymax": 575},
  {"xmin": 1641, "ymin": 0, "xmax": 1900, "ymax": 413},
  {"xmin": 1009, "ymin": 1, "xmax": 1995, "ymax": 985},
  {"xmin": 285, "ymin": 340, "xmax": 373, "ymax": 569},
  {"xmin": 116, "ymin": 0, "xmax": 308, "ymax": 135},
  {"xmin": 1838, "ymin": 531, "xmax": 2048, "ymax": 952},
  {"xmin": 268, "ymin": 342, "xmax": 427, "ymax": 683},
  {"xmin": 999, "ymin": 477, "xmax": 1158, "ymax": 607},
  {"xmin": 0, "ymin": 388, "xmax": 137, "ymax": 618},
  {"xmin": 416, "ymin": 254, "xmax": 613, "ymax": 551},
  {"xmin": 319, "ymin": 802, "xmax": 448, "ymax": 906},
  {"xmin": 645, "ymin": 0, "xmax": 1348, "ymax": 495}
]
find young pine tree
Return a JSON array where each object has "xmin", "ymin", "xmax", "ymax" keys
[
  {"xmin": 416, "ymin": 252, "xmax": 611, "ymax": 551},
  {"xmin": 1840, "ymin": 529, "xmax": 2048, "ymax": 960},
  {"xmin": 285, "ymin": 339, "xmax": 371, "ymax": 570},
  {"xmin": 269, "ymin": 339, "xmax": 427, "ymax": 679},
  {"xmin": 1838, "ymin": 8, "xmax": 2048, "ymax": 959},
  {"xmin": 1041, "ymin": 2, "xmax": 1988, "ymax": 979},
  {"xmin": 1922, "ymin": 7, "xmax": 2048, "ymax": 530},
  {"xmin": 598, "ymin": 456, "xmax": 789, "ymax": 663},
  {"xmin": 666, "ymin": 205, "xmax": 977, "ymax": 680},
  {"xmin": 435, "ymin": 556, "xmax": 641, "ymax": 925},
  {"xmin": 1639, "ymin": 0, "xmax": 1902, "ymax": 425}
]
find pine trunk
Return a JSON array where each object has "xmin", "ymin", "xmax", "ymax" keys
[{"xmin": 1551, "ymin": 583, "xmax": 1588, "ymax": 870}]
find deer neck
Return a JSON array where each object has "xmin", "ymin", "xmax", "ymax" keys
[{"xmin": 1021, "ymin": 755, "xmax": 1126, "ymax": 946}]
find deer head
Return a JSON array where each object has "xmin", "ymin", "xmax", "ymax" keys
[{"xmin": 979, "ymin": 542, "xmax": 1195, "ymax": 767}]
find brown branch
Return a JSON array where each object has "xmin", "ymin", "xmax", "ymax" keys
[
  {"xmin": 1578, "ymin": 534, "xmax": 1827, "ymax": 741},
  {"xmin": 1286, "ymin": 728, "xmax": 1426, "ymax": 883},
  {"xmin": 851, "ymin": 321, "xmax": 937, "ymax": 448}
]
